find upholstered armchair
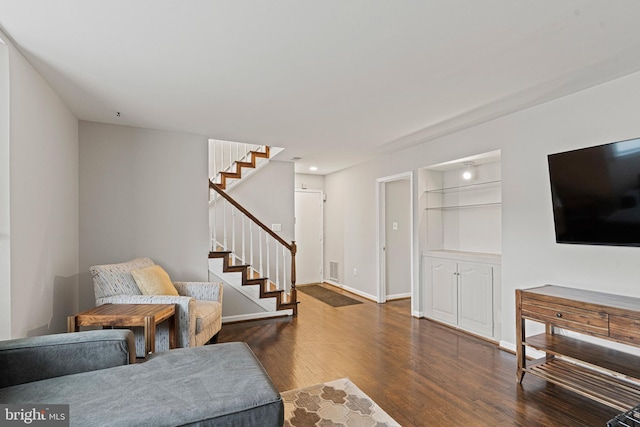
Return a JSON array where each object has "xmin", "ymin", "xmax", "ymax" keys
[{"xmin": 91, "ymin": 257, "xmax": 222, "ymax": 356}]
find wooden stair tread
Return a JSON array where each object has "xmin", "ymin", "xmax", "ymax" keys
[
  {"xmin": 208, "ymin": 246, "xmax": 296, "ymax": 314},
  {"xmin": 214, "ymin": 147, "xmax": 270, "ymax": 190}
]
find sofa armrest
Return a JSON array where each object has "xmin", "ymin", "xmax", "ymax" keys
[
  {"xmin": 0, "ymin": 330, "xmax": 134, "ymax": 389},
  {"xmin": 174, "ymin": 281, "xmax": 223, "ymax": 302},
  {"xmin": 96, "ymin": 295, "xmax": 196, "ymax": 348}
]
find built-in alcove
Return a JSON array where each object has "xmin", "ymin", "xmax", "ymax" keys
[{"xmin": 419, "ymin": 150, "xmax": 502, "ymax": 341}]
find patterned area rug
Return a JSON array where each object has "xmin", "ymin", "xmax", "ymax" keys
[
  {"xmin": 297, "ymin": 285, "xmax": 363, "ymax": 307},
  {"xmin": 282, "ymin": 378, "xmax": 400, "ymax": 426}
]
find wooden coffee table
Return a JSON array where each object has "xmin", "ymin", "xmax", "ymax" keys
[{"xmin": 68, "ymin": 304, "xmax": 176, "ymax": 359}]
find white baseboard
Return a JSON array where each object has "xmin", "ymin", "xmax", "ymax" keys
[
  {"xmin": 499, "ymin": 340, "xmax": 516, "ymax": 353},
  {"xmin": 323, "ymin": 280, "xmax": 378, "ymax": 302},
  {"xmin": 500, "ymin": 340, "xmax": 545, "ymax": 358},
  {"xmin": 386, "ymin": 292, "xmax": 411, "ymax": 300},
  {"xmin": 412, "ymin": 310, "xmax": 423, "ymax": 318},
  {"xmin": 222, "ymin": 310, "xmax": 292, "ymax": 324}
]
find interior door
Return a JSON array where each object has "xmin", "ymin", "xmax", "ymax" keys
[
  {"xmin": 294, "ymin": 190, "xmax": 323, "ymax": 285},
  {"xmin": 384, "ymin": 179, "xmax": 411, "ymax": 299}
]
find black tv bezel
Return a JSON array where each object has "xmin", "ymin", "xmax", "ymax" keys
[{"xmin": 548, "ymin": 137, "xmax": 640, "ymax": 248}]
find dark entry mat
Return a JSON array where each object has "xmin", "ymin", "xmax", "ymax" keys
[{"xmin": 298, "ymin": 284, "xmax": 363, "ymax": 307}]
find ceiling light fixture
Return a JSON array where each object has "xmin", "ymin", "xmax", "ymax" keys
[
  {"xmin": 309, "ymin": 166, "xmax": 318, "ymax": 171},
  {"xmin": 462, "ymin": 162, "xmax": 475, "ymax": 180}
]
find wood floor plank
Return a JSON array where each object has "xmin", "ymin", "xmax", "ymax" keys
[{"xmin": 220, "ymin": 286, "xmax": 620, "ymax": 426}]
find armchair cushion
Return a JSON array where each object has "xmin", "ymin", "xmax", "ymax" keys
[
  {"xmin": 195, "ymin": 301, "xmax": 222, "ymax": 336},
  {"xmin": 131, "ymin": 265, "xmax": 179, "ymax": 296},
  {"xmin": 91, "ymin": 257, "xmax": 154, "ymax": 298}
]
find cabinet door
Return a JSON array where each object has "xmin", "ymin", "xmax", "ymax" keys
[
  {"xmin": 458, "ymin": 262, "xmax": 493, "ymax": 337},
  {"xmin": 430, "ymin": 259, "xmax": 458, "ymax": 325}
]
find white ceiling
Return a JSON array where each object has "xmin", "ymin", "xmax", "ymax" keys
[{"xmin": 2, "ymin": 0, "xmax": 640, "ymax": 174}]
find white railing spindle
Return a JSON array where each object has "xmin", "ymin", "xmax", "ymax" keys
[
  {"xmin": 275, "ymin": 242, "xmax": 280, "ymax": 289},
  {"xmin": 223, "ymin": 199, "xmax": 228, "ymax": 249},
  {"xmin": 241, "ymin": 216, "xmax": 246, "ymax": 264},
  {"xmin": 283, "ymin": 246, "xmax": 287, "ymax": 292},
  {"xmin": 231, "ymin": 206, "xmax": 236, "ymax": 259},
  {"xmin": 259, "ymin": 229, "xmax": 264, "ymax": 276},
  {"xmin": 266, "ymin": 232, "xmax": 270, "ymax": 280},
  {"xmin": 249, "ymin": 222, "xmax": 254, "ymax": 267}
]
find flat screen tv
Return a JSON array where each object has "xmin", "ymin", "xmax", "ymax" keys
[{"xmin": 548, "ymin": 137, "xmax": 640, "ymax": 247}]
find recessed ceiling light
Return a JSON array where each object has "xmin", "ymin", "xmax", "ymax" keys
[{"xmin": 309, "ymin": 166, "xmax": 318, "ymax": 171}]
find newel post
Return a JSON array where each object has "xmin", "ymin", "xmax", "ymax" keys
[{"xmin": 290, "ymin": 241, "xmax": 297, "ymax": 315}]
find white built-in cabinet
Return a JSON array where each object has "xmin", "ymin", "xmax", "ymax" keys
[
  {"xmin": 420, "ymin": 155, "xmax": 502, "ymax": 341},
  {"xmin": 424, "ymin": 251, "xmax": 500, "ymax": 339}
]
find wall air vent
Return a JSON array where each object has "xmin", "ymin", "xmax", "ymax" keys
[{"xmin": 329, "ymin": 261, "xmax": 339, "ymax": 282}]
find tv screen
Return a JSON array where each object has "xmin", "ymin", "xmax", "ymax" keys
[{"xmin": 548, "ymin": 138, "xmax": 640, "ymax": 247}]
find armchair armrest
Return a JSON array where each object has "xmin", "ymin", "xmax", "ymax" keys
[
  {"xmin": 0, "ymin": 330, "xmax": 134, "ymax": 389},
  {"xmin": 173, "ymin": 281, "xmax": 223, "ymax": 302}
]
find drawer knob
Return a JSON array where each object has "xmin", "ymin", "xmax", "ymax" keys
[{"xmin": 556, "ymin": 313, "xmax": 563, "ymax": 318}]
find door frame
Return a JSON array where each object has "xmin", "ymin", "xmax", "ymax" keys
[
  {"xmin": 376, "ymin": 171, "xmax": 415, "ymax": 310},
  {"xmin": 294, "ymin": 189, "xmax": 324, "ymax": 284}
]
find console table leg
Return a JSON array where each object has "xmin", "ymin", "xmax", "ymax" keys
[{"xmin": 516, "ymin": 289, "xmax": 526, "ymax": 383}]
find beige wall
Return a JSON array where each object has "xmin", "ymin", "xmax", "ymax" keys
[
  {"xmin": 5, "ymin": 32, "xmax": 79, "ymax": 338},
  {"xmin": 0, "ymin": 40, "xmax": 10, "ymax": 340},
  {"xmin": 79, "ymin": 121, "xmax": 209, "ymax": 310}
]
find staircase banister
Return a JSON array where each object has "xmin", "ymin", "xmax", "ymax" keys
[{"xmin": 209, "ymin": 180, "xmax": 293, "ymax": 251}]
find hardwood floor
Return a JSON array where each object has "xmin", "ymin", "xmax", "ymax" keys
[{"xmin": 219, "ymin": 284, "xmax": 620, "ymax": 426}]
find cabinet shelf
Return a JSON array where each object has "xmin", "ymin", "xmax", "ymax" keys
[
  {"xmin": 425, "ymin": 202, "xmax": 501, "ymax": 210},
  {"xmin": 425, "ymin": 180, "xmax": 501, "ymax": 194},
  {"xmin": 425, "ymin": 179, "xmax": 501, "ymax": 210}
]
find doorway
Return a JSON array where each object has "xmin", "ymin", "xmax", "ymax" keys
[
  {"xmin": 377, "ymin": 172, "xmax": 414, "ymax": 309},
  {"xmin": 294, "ymin": 190, "xmax": 324, "ymax": 285}
]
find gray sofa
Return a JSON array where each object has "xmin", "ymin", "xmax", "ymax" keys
[{"xmin": 0, "ymin": 330, "xmax": 283, "ymax": 427}]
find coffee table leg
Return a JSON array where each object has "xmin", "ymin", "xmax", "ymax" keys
[
  {"xmin": 168, "ymin": 310, "xmax": 176, "ymax": 349},
  {"xmin": 144, "ymin": 315, "xmax": 156, "ymax": 356},
  {"xmin": 67, "ymin": 316, "xmax": 78, "ymax": 333}
]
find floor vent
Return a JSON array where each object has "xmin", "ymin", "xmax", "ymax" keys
[{"xmin": 329, "ymin": 261, "xmax": 339, "ymax": 282}]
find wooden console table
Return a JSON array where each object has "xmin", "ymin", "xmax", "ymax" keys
[
  {"xmin": 516, "ymin": 285, "xmax": 640, "ymax": 411},
  {"xmin": 68, "ymin": 304, "xmax": 176, "ymax": 359}
]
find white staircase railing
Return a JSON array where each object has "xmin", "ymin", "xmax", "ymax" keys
[
  {"xmin": 209, "ymin": 182, "xmax": 297, "ymax": 299},
  {"xmin": 208, "ymin": 139, "xmax": 267, "ymax": 184}
]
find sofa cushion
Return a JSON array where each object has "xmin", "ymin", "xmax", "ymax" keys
[
  {"xmin": 194, "ymin": 300, "xmax": 222, "ymax": 334},
  {"xmin": 0, "ymin": 342, "xmax": 283, "ymax": 427},
  {"xmin": 131, "ymin": 265, "xmax": 179, "ymax": 296},
  {"xmin": 91, "ymin": 257, "xmax": 155, "ymax": 299}
]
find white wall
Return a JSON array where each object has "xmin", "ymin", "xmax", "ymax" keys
[
  {"xmin": 79, "ymin": 121, "xmax": 209, "ymax": 310},
  {"xmin": 6, "ymin": 34, "xmax": 79, "ymax": 338},
  {"xmin": 0, "ymin": 39, "xmax": 10, "ymax": 340},
  {"xmin": 325, "ymin": 69, "xmax": 640, "ymax": 347},
  {"xmin": 295, "ymin": 173, "xmax": 325, "ymax": 191},
  {"xmin": 227, "ymin": 160, "xmax": 295, "ymax": 243}
]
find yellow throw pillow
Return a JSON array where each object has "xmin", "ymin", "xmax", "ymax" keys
[{"xmin": 131, "ymin": 265, "xmax": 179, "ymax": 296}]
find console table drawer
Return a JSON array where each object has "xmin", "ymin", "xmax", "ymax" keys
[
  {"xmin": 521, "ymin": 299, "xmax": 608, "ymax": 336},
  {"xmin": 610, "ymin": 315, "xmax": 640, "ymax": 344}
]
